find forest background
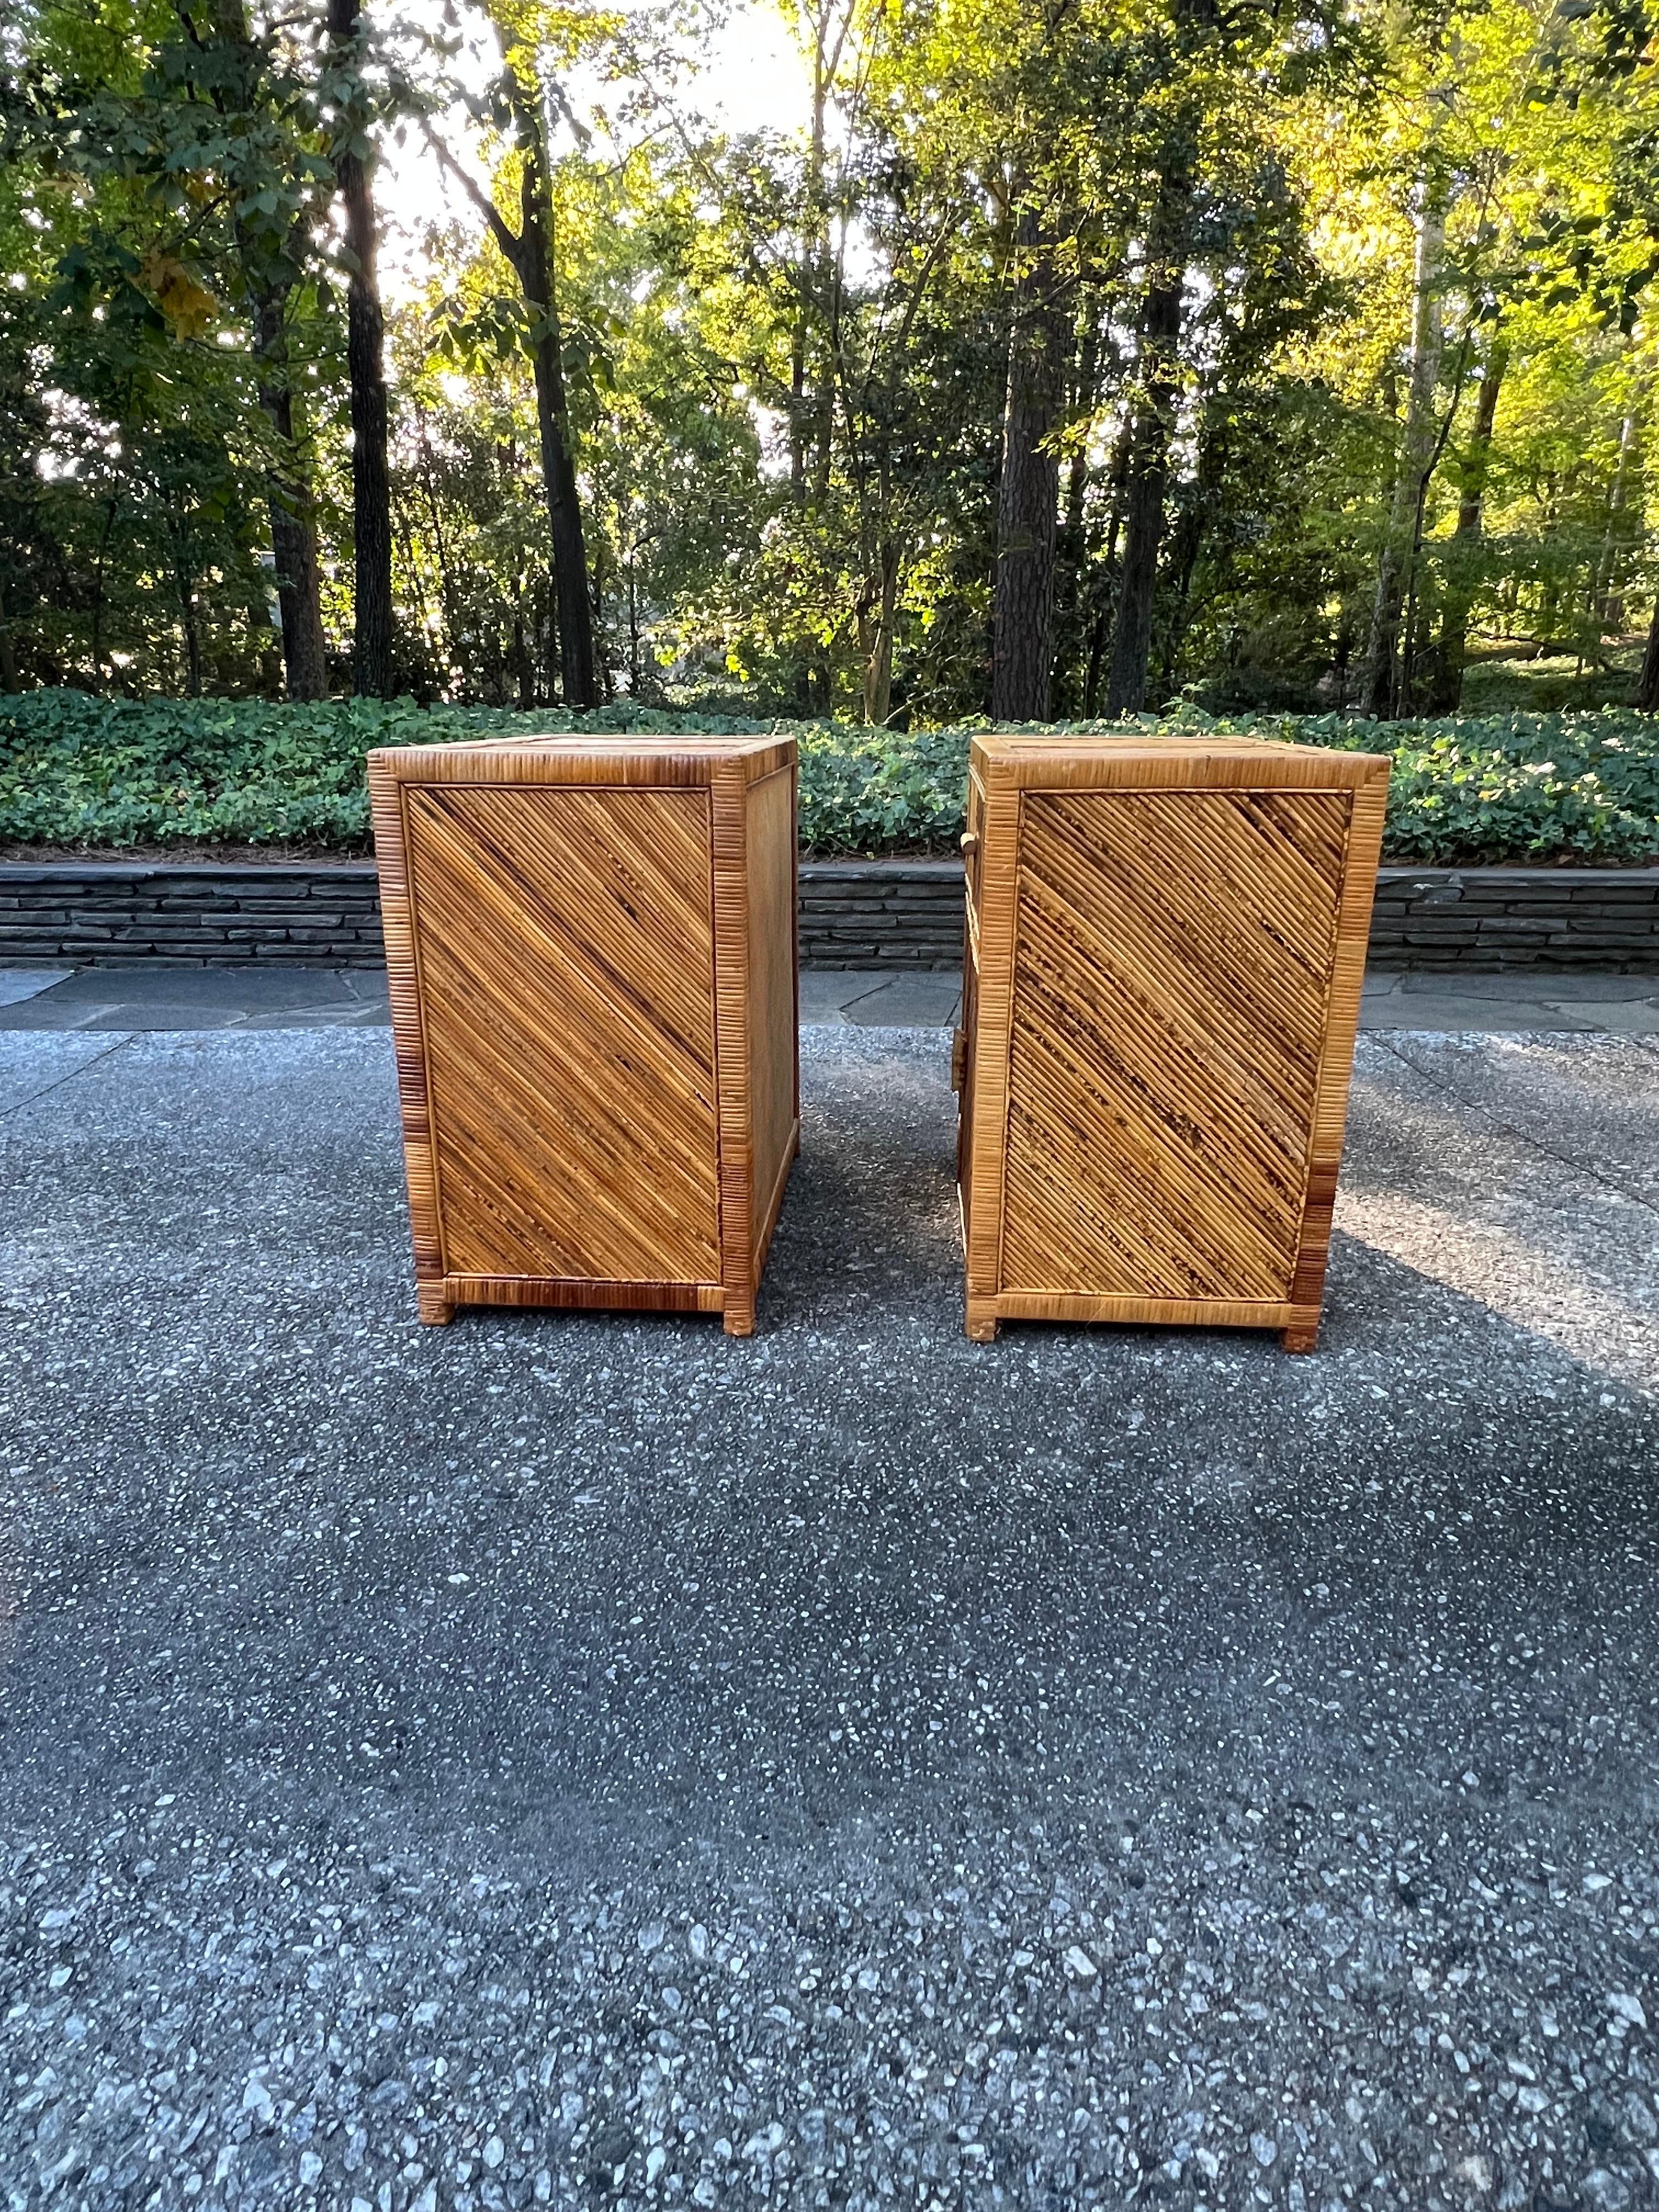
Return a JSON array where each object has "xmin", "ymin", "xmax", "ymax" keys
[{"xmin": 4, "ymin": 0, "xmax": 1659, "ymax": 744}]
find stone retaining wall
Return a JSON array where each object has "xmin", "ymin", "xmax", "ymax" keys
[
  {"xmin": 0, "ymin": 862, "xmax": 387, "ymax": 967},
  {"xmin": 1, "ymin": 857, "xmax": 1656, "ymax": 969},
  {"xmin": 1368, "ymin": 867, "xmax": 1659, "ymax": 969},
  {"xmin": 798, "ymin": 862, "xmax": 962, "ymax": 968}
]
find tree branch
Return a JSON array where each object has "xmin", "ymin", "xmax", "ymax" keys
[{"xmin": 422, "ymin": 118, "xmax": 524, "ymax": 275}]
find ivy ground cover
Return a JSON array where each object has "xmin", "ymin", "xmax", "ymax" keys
[{"xmin": 3, "ymin": 691, "xmax": 1657, "ymax": 866}]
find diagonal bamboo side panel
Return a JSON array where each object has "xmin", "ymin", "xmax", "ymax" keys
[
  {"xmin": 1002, "ymin": 788, "xmax": 1350, "ymax": 1301},
  {"xmin": 958, "ymin": 732, "xmax": 1389, "ymax": 1351},
  {"xmin": 369, "ymin": 757, "xmax": 448, "ymax": 1321},
  {"xmin": 1284, "ymin": 769, "xmax": 1390, "ymax": 1345},
  {"xmin": 963, "ymin": 764, "xmax": 1020, "ymax": 1344},
  {"xmin": 710, "ymin": 760, "xmax": 757, "ymax": 1336},
  {"xmin": 404, "ymin": 785, "xmax": 720, "ymax": 1286},
  {"xmin": 745, "ymin": 761, "xmax": 801, "ymax": 1279},
  {"xmin": 369, "ymin": 733, "xmax": 797, "ymax": 1334}
]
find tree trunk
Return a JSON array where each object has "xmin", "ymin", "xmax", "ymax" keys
[
  {"xmin": 328, "ymin": 0, "xmax": 394, "ymax": 699},
  {"xmin": 789, "ymin": 325, "xmax": 807, "ymax": 500},
  {"xmin": 1081, "ymin": 606, "xmax": 1109, "ymax": 716},
  {"xmin": 1050, "ymin": 308, "xmax": 1100, "ymax": 716},
  {"xmin": 1430, "ymin": 337, "xmax": 1506, "ymax": 712},
  {"xmin": 89, "ymin": 495, "xmax": 119, "ymax": 687},
  {"xmin": 804, "ymin": 10, "xmax": 844, "ymax": 509},
  {"xmin": 1363, "ymin": 180, "xmax": 1447, "ymax": 716},
  {"xmin": 1154, "ymin": 495, "xmax": 1203, "ymax": 698},
  {"xmin": 1594, "ymin": 407, "xmax": 1638, "ymax": 633},
  {"xmin": 251, "ymin": 286, "xmax": 329, "ymax": 701},
  {"xmin": 1155, "ymin": 379, "xmax": 1233, "ymax": 696},
  {"xmin": 1082, "ymin": 421, "xmax": 1133, "ymax": 714},
  {"xmin": 435, "ymin": 76, "xmax": 599, "ymax": 706},
  {"xmin": 590, "ymin": 538, "xmax": 614, "ymax": 703},
  {"xmin": 0, "ymin": 356, "xmax": 41, "ymax": 690},
  {"xmin": 860, "ymin": 536, "xmax": 901, "ymax": 726},
  {"xmin": 1537, "ymin": 487, "xmax": 1562, "ymax": 647},
  {"xmin": 516, "ymin": 153, "xmax": 597, "ymax": 708},
  {"xmin": 992, "ymin": 208, "xmax": 1067, "ymax": 721},
  {"xmin": 173, "ymin": 533, "xmax": 203, "ymax": 697},
  {"xmin": 210, "ymin": 0, "xmax": 327, "ymax": 701},
  {"xmin": 1105, "ymin": 161, "xmax": 1193, "ymax": 716},
  {"xmin": 1636, "ymin": 595, "xmax": 1659, "ymax": 711},
  {"xmin": 414, "ymin": 397, "xmax": 460, "ymax": 675}
]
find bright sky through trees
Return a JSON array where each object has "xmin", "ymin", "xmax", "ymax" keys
[
  {"xmin": 376, "ymin": 3, "xmax": 815, "ymax": 306},
  {"xmin": 3, "ymin": 0, "xmax": 1657, "ymax": 722}
]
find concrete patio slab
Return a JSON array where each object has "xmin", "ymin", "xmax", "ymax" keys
[
  {"xmin": 0, "ymin": 1024, "xmax": 1655, "ymax": 2211},
  {"xmin": 1362, "ymin": 994, "xmax": 1605, "ymax": 1032},
  {"xmin": 1361, "ymin": 969, "xmax": 1659, "ymax": 1035},
  {"xmin": 796, "ymin": 970, "xmax": 963, "ymax": 1026},
  {"xmin": 838, "ymin": 972, "xmax": 965, "ymax": 1027},
  {"xmin": 1393, "ymin": 970, "xmax": 1659, "ymax": 1000},
  {"xmin": 9, "ymin": 961, "xmax": 1659, "ymax": 1035},
  {"xmin": 1575, "ymin": 997, "xmax": 1659, "ymax": 1034},
  {"xmin": 0, "ymin": 968, "xmax": 71, "ymax": 1007},
  {"xmin": 0, "ymin": 962, "xmax": 393, "ymax": 1032}
]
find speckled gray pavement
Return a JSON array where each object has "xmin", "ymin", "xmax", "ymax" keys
[{"xmin": 1, "ymin": 1020, "xmax": 1657, "ymax": 2212}]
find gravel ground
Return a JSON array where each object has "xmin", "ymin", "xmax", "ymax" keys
[{"xmin": 1, "ymin": 1024, "xmax": 1657, "ymax": 2212}]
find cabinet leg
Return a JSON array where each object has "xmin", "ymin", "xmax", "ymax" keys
[
  {"xmin": 723, "ymin": 1303, "xmax": 756, "ymax": 1338},
  {"xmin": 417, "ymin": 1287, "xmax": 455, "ymax": 1327},
  {"xmin": 1280, "ymin": 1324, "xmax": 1319, "ymax": 1355},
  {"xmin": 966, "ymin": 1299, "xmax": 998, "ymax": 1344}
]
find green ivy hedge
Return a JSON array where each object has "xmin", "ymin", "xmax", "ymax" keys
[{"xmin": 3, "ymin": 690, "xmax": 1657, "ymax": 866}]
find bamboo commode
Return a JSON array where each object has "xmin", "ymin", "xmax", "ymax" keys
[
  {"xmin": 953, "ymin": 731, "xmax": 1389, "ymax": 1351},
  {"xmin": 369, "ymin": 732, "xmax": 799, "ymax": 1335}
]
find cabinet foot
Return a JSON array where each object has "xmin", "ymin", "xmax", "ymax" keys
[
  {"xmin": 723, "ymin": 1307, "xmax": 756, "ymax": 1338},
  {"xmin": 966, "ymin": 1302, "xmax": 998, "ymax": 1343},
  {"xmin": 417, "ymin": 1286, "xmax": 455, "ymax": 1326},
  {"xmin": 1280, "ymin": 1325, "xmax": 1319, "ymax": 1354}
]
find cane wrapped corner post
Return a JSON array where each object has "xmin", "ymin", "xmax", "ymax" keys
[
  {"xmin": 953, "ymin": 731, "xmax": 1389, "ymax": 1353},
  {"xmin": 369, "ymin": 732, "xmax": 799, "ymax": 1336}
]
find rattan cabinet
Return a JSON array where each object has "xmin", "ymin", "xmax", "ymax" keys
[
  {"xmin": 369, "ymin": 733, "xmax": 798, "ymax": 1335},
  {"xmin": 954, "ymin": 732, "xmax": 1389, "ymax": 1351}
]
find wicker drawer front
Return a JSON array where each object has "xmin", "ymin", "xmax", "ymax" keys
[
  {"xmin": 404, "ymin": 784, "xmax": 719, "ymax": 1285},
  {"xmin": 957, "ymin": 733, "xmax": 1389, "ymax": 1351}
]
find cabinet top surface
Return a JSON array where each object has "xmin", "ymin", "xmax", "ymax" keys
[
  {"xmin": 969, "ymin": 730, "xmax": 1388, "ymax": 788},
  {"xmin": 369, "ymin": 732, "xmax": 795, "ymax": 787}
]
